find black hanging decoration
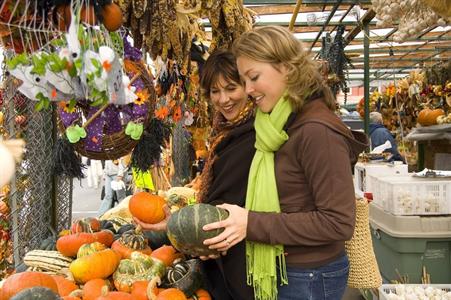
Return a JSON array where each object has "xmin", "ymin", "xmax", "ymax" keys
[
  {"xmin": 52, "ymin": 137, "xmax": 85, "ymax": 179},
  {"xmin": 131, "ymin": 118, "xmax": 171, "ymax": 172},
  {"xmin": 325, "ymin": 25, "xmax": 352, "ymax": 98}
]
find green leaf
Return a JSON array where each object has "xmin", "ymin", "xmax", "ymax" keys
[
  {"xmin": 31, "ymin": 55, "xmax": 46, "ymax": 76},
  {"xmin": 6, "ymin": 53, "xmax": 29, "ymax": 70},
  {"xmin": 68, "ymin": 99, "xmax": 77, "ymax": 111},
  {"xmin": 74, "ymin": 59, "xmax": 83, "ymax": 70},
  {"xmin": 35, "ymin": 100, "xmax": 45, "ymax": 111}
]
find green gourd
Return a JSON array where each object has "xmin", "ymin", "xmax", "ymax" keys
[{"xmin": 166, "ymin": 203, "xmax": 228, "ymax": 256}]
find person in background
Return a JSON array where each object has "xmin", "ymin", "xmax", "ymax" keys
[
  {"xmin": 86, "ymin": 159, "xmax": 103, "ymax": 189},
  {"xmin": 134, "ymin": 49, "xmax": 256, "ymax": 300},
  {"xmin": 369, "ymin": 111, "xmax": 404, "ymax": 162},
  {"xmin": 98, "ymin": 158, "xmax": 127, "ymax": 216},
  {"xmin": 202, "ymin": 26, "xmax": 367, "ymax": 300}
]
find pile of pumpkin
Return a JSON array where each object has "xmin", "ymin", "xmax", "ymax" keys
[
  {"xmin": 0, "ymin": 189, "xmax": 231, "ymax": 300},
  {"xmin": 417, "ymin": 107, "xmax": 450, "ymax": 126}
]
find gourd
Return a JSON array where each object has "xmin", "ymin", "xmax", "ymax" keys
[
  {"xmin": 10, "ymin": 287, "xmax": 61, "ymax": 300},
  {"xmin": 111, "ymin": 226, "xmax": 153, "ymax": 259},
  {"xmin": 129, "ymin": 192, "xmax": 166, "ymax": 224},
  {"xmin": 23, "ymin": 250, "xmax": 73, "ymax": 274},
  {"xmin": 188, "ymin": 289, "xmax": 212, "ymax": 300},
  {"xmin": 151, "ymin": 245, "xmax": 182, "ymax": 267},
  {"xmin": 82, "ymin": 279, "xmax": 110, "ymax": 300},
  {"xmin": 1, "ymin": 272, "xmax": 58, "ymax": 299},
  {"xmin": 52, "ymin": 275, "xmax": 78, "ymax": 297},
  {"xmin": 166, "ymin": 204, "xmax": 228, "ymax": 256},
  {"xmin": 95, "ymin": 286, "xmax": 133, "ymax": 300},
  {"xmin": 417, "ymin": 108, "xmax": 445, "ymax": 126},
  {"xmin": 161, "ymin": 259, "xmax": 202, "ymax": 298},
  {"xmin": 113, "ymin": 252, "xmax": 166, "ymax": 293},
  {"xmin": 71, "ymin": 217, "xmax": 101, "ymax": 233},
  {"xmin": 77, "ymin": 242, "xmax": 108, "ymax": 258},
  {"xmin": 56, "ymin": 230, "xmax": 114, "ymax": 257},
  {"xmin": 69, "ymin": 248, "xmax": 121, "ymax": 284},
  {"xmin": 131, "ymin": 277, "xmax": 161, "ymax": 300},
  {"xmin": 155, "ymin": 288, "xmax": 187, "ymax": 300}
]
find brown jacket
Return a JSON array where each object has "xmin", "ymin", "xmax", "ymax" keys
[{"xmin": 247, "ymin": 98, "xmax": 368, "ymax": 268}]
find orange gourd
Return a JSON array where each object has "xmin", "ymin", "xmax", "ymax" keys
[
  {"xmin": 95, "ymin": 288, "xmax": 133, "ymax": 300},
  {"xmin": 100, "ymin": 3, "xmax": 123, "ymax": 32},
  {"xmin": 56, "ymin": 230, "xmax": 114, "ymax": 257},
  {"xmin": 0, "ymin": 272, "xmax": 58, "ymax": 299},
  {"xmin": 82, "ymin": 279, "xmax": 110, "ymax": 300},
  {"xmin": 189, "ymin": 289, "xmax": 211, "ymax": 300},
  {"xmin": 62, "ymin": 296, "xmax": 82, "ymax": 300},
  {"xmin": 417, "ymin": 108, "xmax": 445, "ymax": 126},
  {"xmin": 111, "ymin": 226, "xmax": 152, "ymax": 259},
  {"xmin": 131, "ymin": 277, "xmax": 161, "ymax": 300},
  {"xmin": 52, "ymin": 275, "xmax": 78, "ymax": 296},
  {"xmin": 70, "ymin": 249, "xmax": 121, "ymax": 284},
  {"xmin": 0, "ymin": 200, "xmax": 9, "ymax": 215},
  {"xmin": 156, "ymin": 288, "xmax": 187, "ymax": 300},
  {"xmin": 129, "ymin": 192, "xmax": 166, "ymax": 224},
  {"xmin": 71, "ymin": 217, "xmax": 101, "ymax": 234},
  {"xmin": 150, "ymin": 245, "xmax": 182, "ymax": 267}
]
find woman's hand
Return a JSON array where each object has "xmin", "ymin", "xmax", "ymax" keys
[
  {"xmin": 132, "ymin": 204, "xmax": 171, "ymax": 231},
  {"xmin": 202, "ymin": 204, "xmax": 249, "ymax": 252}
]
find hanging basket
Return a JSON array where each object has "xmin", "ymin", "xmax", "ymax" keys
[
  {"xmin": 421, "ymin": 0, "xmax": 451, "ymax": 17},
  {"xmin": 57, "ymin": 59, "xmax": 156, "ymax": 160}
]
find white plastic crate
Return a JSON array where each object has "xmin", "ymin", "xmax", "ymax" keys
[
  {"xmin": 376, "ymin": 176, "xmax": 451, "ymax": 216},
  {"xmin": 379, "ymin": 284, "xmax": 451, "ymax": 300},
  {"xmin": 354, "ymin": 162, "xmax": 408, "ymax": 198}
]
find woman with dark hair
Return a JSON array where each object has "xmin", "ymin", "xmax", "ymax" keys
[
  {"xmin": 134, "ymin": 49, "xmax": 255, "ymax": 300},
  {"xmin": 203, "ymin": 26, "xmax": 368, "ymax": 300}
]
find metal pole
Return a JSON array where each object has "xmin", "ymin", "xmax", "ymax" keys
[{"xmin": 363, "ymin": 21, "xmax": 370, "ymax": 135}]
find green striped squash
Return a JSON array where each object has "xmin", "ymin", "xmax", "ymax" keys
[{"xmin": 166, "ymin": 203, "xmax": 229, "ymax": 256}]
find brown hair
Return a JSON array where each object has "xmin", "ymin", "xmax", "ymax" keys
[
  {"xmin": 232, "ymin": 26, "xmax": 335, "ymax": 112},
  {"xmin": 200, "ymin": 49, "xmax": 242, "ymax": 100}
]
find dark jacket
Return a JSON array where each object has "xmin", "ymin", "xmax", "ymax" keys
[
  {"xmin": 202, "ymin": 117, "xmax": 255, "ymax": 300},
  {"xmin": 369, "ymin": 123, "xmax": 404, "ymax": 161},
  {"xmin": 247, "ymin": 98, "xmax": 368, "ymax": 268}
]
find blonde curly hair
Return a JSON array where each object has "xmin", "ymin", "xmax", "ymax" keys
[{"xmin": 232, "ymin": 26, "xmax": 335, "ymax": 112}]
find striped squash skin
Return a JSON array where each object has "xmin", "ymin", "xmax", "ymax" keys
[{"xmin": 166, "ymin": 204, "xmax": 229, "ymax": 256}]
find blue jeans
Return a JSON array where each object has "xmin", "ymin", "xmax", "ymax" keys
[{"xmin": 278, "ymin": 255, "xmax": 349, "ymax": 300}]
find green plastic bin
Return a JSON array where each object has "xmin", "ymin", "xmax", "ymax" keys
[{"xmin": 369, "ymin": 204, "xmax": 451, "ymax": 283}]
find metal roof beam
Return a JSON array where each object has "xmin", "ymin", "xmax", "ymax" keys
[
  {"xmin": 344, "ymin": 8, "xmax": 376, "ymax": 45},
  {"xmin": 253, "ymin": 20, "xmax": 374, "ymax": 26},
  {"xmin": 309, "ymin": 0, "xmax": 344, "ymax": 51}
]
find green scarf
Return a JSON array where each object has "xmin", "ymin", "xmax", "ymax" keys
[{"xmin": 246, "ymin": 95, "xmax": 292, "ymax": 300}]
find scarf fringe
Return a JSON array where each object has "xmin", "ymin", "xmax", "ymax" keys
[{"xmin": 246, "ymin": 242, "xmax": 288, "ymax": 300}]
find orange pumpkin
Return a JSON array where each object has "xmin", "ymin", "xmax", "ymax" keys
[
  {"xmin": 131, "ymin": 280, "xmax": 162, "ymax": 300},
  {"xmin": 56, "ymin": 230, "xmax": 114, "ymax": 257},
  {"xmin": 83, "ymin": 279, "xmax": 110, "ymax": 300},
  {"xmin": 1, "ymin": 271, "xmax": 58, "ymax": 299},
  {"xmin": 156, "ymin": 288, "xmax": 187, "ymax": 300},
  {"xmin": 100, "ymin": 3, "xmax": 123, "ymax": 32},
  {"xmin": 70, "ymin": 249, "xmax": 121, "ymax": 284},
  {"xmin": 52, "ymin": 275, "xmax": 78, "ymax": 296},
  {"xmin": 129, "ymin": 192, "xmax": 166, "ymax": 224},
  {"xmin": 189, "ymin": 289, "xmax": 211, "ymax": 300},
  {"xmin": 417, "ymin": 108, "xmax": 445, "ymax": 126},
  {"xmin": 150, "ymin": 245, "xmax": 182, "ymax": 266}
]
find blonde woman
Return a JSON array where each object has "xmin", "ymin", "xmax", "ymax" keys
[{"xmin": 203, "ymin": 26, "xmax": 368, "ymax": 300}]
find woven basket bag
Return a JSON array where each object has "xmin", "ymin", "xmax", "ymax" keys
[{"xmin": 345, "ymin": 198, "xmax": 382, "ymax": 288}]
